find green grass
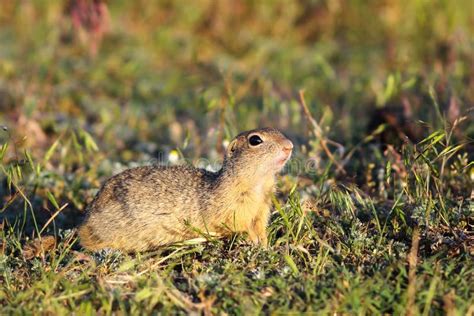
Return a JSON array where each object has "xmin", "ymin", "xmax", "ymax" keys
[{"xmin": 0, "ymin": 1, "xmax": 473, "ymax": 314}]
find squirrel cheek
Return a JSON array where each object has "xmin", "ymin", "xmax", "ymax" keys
[{"xmin": 274, "ymin": 153, "xmax": 291, "ymax": 170}]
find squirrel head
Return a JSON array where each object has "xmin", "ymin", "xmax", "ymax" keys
[{"xmin": 222, "ymin": 127, "xmax": 293, "ymax": 177}]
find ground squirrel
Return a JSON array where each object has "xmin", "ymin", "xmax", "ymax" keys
[{"xmin": 78, "ymin": 127, "xmax": 293, "ymax": 251}]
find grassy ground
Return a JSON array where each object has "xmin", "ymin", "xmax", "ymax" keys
[{"xmin": 0, "ymin": 1, "xmax": 473, "ymax": 314}]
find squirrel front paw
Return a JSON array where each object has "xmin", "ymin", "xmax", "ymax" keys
[{"xmin": 247, "ymin": 230, "xmax": 268, "ymax": 247}]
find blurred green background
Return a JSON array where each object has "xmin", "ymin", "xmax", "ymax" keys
[{"xmin": 1, "ymin": 0, "xmax": 472, "ymax": 158}]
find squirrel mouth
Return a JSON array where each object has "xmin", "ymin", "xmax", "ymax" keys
[{"xmin": 276, "ymin": 152, "xmax": 292, "ymax": 167}]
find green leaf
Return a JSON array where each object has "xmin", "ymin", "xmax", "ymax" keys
[
  {"xmin": 0, "ymin": 143, "xmax": 8, "ymax": 161},
  {"xmin": 118, "ymin": 260, "xmax": 136, "ymax": 272},
  {"xmin": 47, "ymin": 191, "xmax": 59, "ymax": 209},
  {"xmin": 80, "ymin": 130, "xmax": 99, "ymax": 152},
  {"xmin": 135, "ymin": 288, "xmax": 153, "ymax": 302},
  {"xmin": 284, "ymin": 254, "xmax": 299, "ymax": 275},
  {"xmin": 45, "ymin": 137, "xmax": 61, "ymax": 163},
  {"xmin": 24, "ymin": 150, "xmax": 36, "ymax": 173},
  {"xmin": 419, "ymin": 130, "xmax": 444, "ymax": 145}
]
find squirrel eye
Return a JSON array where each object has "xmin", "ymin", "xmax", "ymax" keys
[{"xmin": 248, "ymin": 135, "xmax": 263, "ymax": 146}]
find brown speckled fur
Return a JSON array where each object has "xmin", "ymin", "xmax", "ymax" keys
[{"xmin": 78, "ymin": 127, "xmax": 293, "ymax": 252}]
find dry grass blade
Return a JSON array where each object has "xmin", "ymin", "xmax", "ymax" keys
[
  {"xmin": 166, "ymin": 288, "xmax": 202, "ymax": 315},
  {"xmin": 442, "ymin": 290, "xmax": 456, "ymax": 316},
  {"xmin": 298, "ymin": 90, "xmax": 346, "ymax": 174},
  {"xmin": 406, "ymin": 227, "xmax": 420, "ymax": 316},
  {"xmin": 39, "ymin": 203, "xmax": 69, "ymax": 235}
]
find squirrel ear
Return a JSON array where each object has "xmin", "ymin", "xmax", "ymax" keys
[{"xmin": 226, "ymin": 139, "xmax": 238, "ymax": 158}]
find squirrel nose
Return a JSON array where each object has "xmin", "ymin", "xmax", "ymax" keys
[{"xmin": 282, "ymin": 141, "xmax": 293, "ymax": 155}]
